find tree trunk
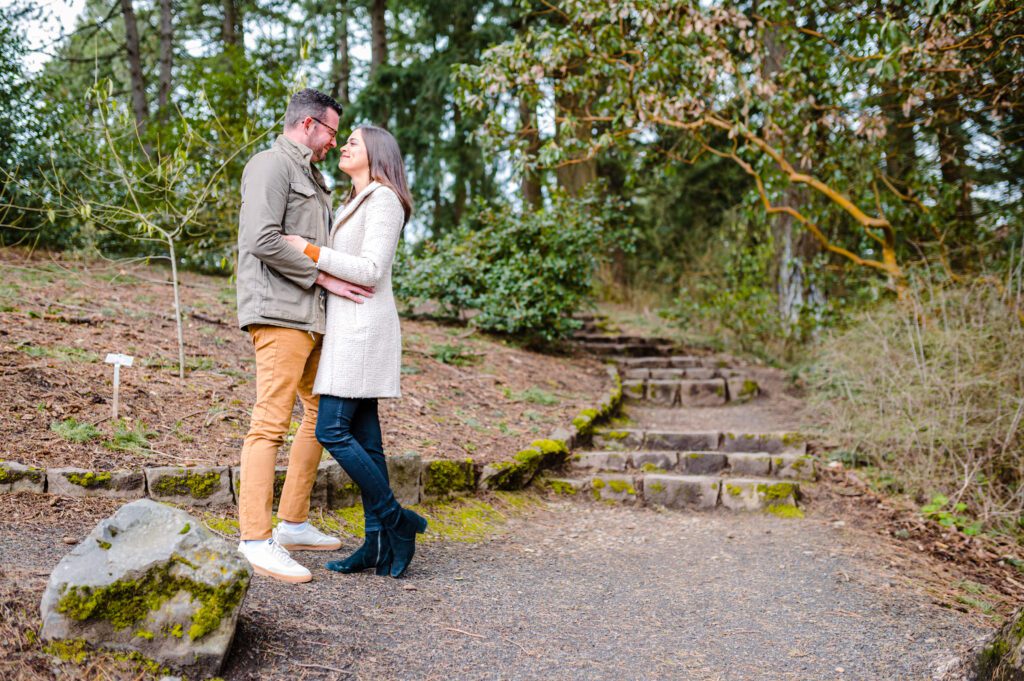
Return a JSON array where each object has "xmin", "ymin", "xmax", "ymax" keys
[
  {"xmin": 370, "ymin": 0, "xmax": 387, "ymax": 76},
  {"xmin": 331, "ymin": 0, "xmax": 351, "ymax": 106},
  {"xmin": 519, "ymin": 97, "xmax": 542, "ymax": 210},
  {"xmin": 554, "ymin": 91, "xmax": 596, "ymax": 196},
  {"xmin": 222, "ymin": 0, "xmax": 240, "ymax": 47},
  {"xmin": 120, "ymin": 0, "xmax": 149, "ymax": 134},
  {"xmin": 762, "ymin": 6, "xmax": 821, "ymax": 325},
  {"xmin": 157, "ymin": 0, "xmax": 173, "ymax": 117},
  {"xmin": 937, "ymin": 114, "xmax": 975, "ymax": 264},
  {"xmin": 369, "ymin": 0, "xmax": 387, "ymax": 125}
]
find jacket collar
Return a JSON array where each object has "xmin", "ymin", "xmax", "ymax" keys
[
  {"xmin": 274, "ymin": 135, "xmax": 331, "ymax": 194},
  {"xmin": 332, "ymin": 181, "xmax": 383, "ymax": 231}
]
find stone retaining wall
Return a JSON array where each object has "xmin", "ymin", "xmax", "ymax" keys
[{"xmin": 0, "ymin": 366, "xmax": 625, "ymax": 507}]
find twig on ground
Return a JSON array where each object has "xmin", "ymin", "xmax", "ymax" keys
[{"xmin": 445, "ymin": 627, "xmax": 485, "ymax": 639}]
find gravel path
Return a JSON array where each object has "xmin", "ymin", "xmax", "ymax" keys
[{"xmin": 224, "ymin": 501, "xmax": 978, "ymax": 681}]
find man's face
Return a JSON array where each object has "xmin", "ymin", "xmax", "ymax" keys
[{"xmin": 304, "ymin": 109, "xmax": 339, "ymax": 163}]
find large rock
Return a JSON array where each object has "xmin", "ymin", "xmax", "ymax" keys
[
  {"xmin": 145, "ymin": 466, "xmax": 232, "ymax": 506},
  {"xmin": 590, "ymin": 473, "xmax": 639, "ymax": 503},
  {"xmin": 47, "ymin": 468, "xmax": 145, "ymax": 499},
  {"xmin": 592, "ymin": 429, "xmax": 644, "ymax": 450},
  {"xmin": 0, "ymin": 460, "xmax": 46, "ymax": 493},
  {"xmin": 422, "ymin": 458, "xmax": 477, "ymax": 498},
  {"xmin": 40, "ymin": 499, "xmax": 251, "ymax": 679},
  {"xmin": 935, "ymin": 605, "xmax": 1024, "ymax": 680}
]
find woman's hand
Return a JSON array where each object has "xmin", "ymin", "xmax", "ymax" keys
[{"xmin": 282, "ymin": 234, "xmax": 308, "ymax": 252}]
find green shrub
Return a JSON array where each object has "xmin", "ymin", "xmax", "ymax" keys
[{"xmin": 395, "ymin": 187, "xmax": 634, "ymax": 343}]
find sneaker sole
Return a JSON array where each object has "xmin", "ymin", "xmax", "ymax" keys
[
  {"xmin": 251, "ymin": 565, "xmax": 313, "ymax": 584},
  {"xmin": 279, "ymin": 542, "xmax": 342, "ymax": 552}
]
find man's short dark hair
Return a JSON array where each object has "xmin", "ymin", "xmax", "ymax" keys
[{"xmin": 284, "ymin": 88, "xmax": 343, "ymax": 129}]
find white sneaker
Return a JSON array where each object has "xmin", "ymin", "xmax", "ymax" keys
[
  {"xmin": 273, "ymin": 522, "xmax": 342, "ymax": 551},
  {"xmin": 238, "ymin": 539, "xmax": 312, "ymax": 584}
]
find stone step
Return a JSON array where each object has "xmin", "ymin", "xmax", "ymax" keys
[
  {"xmin": 569, "ymin": 449, "xmax": 815, "ymax": 481},
  {"xmin": 592, "ymin": 429, "xmax": 808, "ymax": 455},
  {"xmin": 614, "ymin": 355, "xmax": 718, "ymax": 370},
  {"xmin": 542, "ymin": 472, "xmax": 801, "ymax": 513},
  {"xmin": 622, "ymin": 376, "xmax": 761, "ymax": 406},
  {"xmin": 579, "ymin": 342, "xmax": 675, "ymax": 357},
  {"xmin": 573, "ymin": 333, "xmax": 657, "ymax": 345}
]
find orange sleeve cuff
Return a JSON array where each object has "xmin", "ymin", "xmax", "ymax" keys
[{"xmin": 303, "ymin": 243, "xmax": 320, "ymax": 263}]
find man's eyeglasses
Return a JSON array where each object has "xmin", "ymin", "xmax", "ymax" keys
[{"xmin": 310, "ymin": 116, "xmax": 337, "ymax": 139}]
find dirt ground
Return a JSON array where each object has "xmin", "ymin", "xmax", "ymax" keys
[
  {"xmin": 0, "ymin": 248, "xmax": 608, "ymax": 471},
  {"xmin": 0, "ymin": 487, "xmax": 997, "ymax": 681}
]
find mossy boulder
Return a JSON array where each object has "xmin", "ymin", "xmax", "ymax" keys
[
  {"xmin": 40, "ymin": 499, "xmax": 251, "ymax": 679},
  {"xmin": 629, "ymin": 451, "xmax": 678, "ymax": 472},
  {"xmin": 422, "ymin": 459, "xmax": 477, "ymax": 498},
  {"xmin": 145, "ymin": 466, "xmax": 232, "ymax": 506},
  {"xmin": 0, "ymin": 460, "xmax": 46, "ymax": 493},
  {"xmin": 940, "ymin": 605, "xmax": 1024, "ymax": 680},
  {"xmin": 48, "ymin": 468, "xmax": 145, "ymax": 499}
]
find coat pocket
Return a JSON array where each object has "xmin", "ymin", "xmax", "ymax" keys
[{"xmin": 286, "ymin": 181, "xmax": 323, "ymax": 239}]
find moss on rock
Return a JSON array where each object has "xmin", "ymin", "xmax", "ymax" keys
[
  {"xmin": 0, "ymin": 462, "xmax": 45, "ymax": 485},
  {"xmin": 64, "ymin": 471, "xmax": 112, "ymax": 489},
  {"xmin": 424, "ymin": 459, "xmax": 475, "ymax": 497},
  {"xmin": 152, "ymin": 470, "xmax": 223, "ymax": 499},
  {"xmin": 56, "ymin": 554, "xmax": 249, "ymax": 641}
]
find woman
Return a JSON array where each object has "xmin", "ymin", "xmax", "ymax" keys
[{"xmin": 283, "ymin": 125, "xmax": 426, "ymax": 579}]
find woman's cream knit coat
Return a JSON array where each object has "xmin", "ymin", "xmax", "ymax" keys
[{"xmin": 313, "ymin": 181, "xmax": 404, "ymax": 399}]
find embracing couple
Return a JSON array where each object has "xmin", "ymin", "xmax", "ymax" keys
[{"xmin": 234, "ymin": 88, "xmax": 426, "ymax": 584}]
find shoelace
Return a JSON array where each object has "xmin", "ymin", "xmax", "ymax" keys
[{"xmin": 267, "ymin": 539, "xmax": 299, "ymax": 566}]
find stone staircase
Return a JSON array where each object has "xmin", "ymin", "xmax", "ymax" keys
[
  {"xmin": 557, "ymin": 313, "xmax": 815, "ymax": 515},
  {"xmin": 572, "ymin": 313, "xmax": 762, "ymax": 407}
]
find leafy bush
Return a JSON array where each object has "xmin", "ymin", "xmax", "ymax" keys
[
  {"xmin": 395, "ymin": 187, "xmax": 634, "ymax": 343},
  {"xmin": 807, "ymin": 277, "xmax": 1024, "ymax": 536}
]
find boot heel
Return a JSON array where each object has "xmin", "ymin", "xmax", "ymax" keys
[{"xmin": 408, "ymin": 510, "xmax": 428, "ymax": 534}]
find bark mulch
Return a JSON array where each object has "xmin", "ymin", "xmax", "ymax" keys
[{"xmin": 0, "ymin": 248, "xmax": 609, "ymax": 472}]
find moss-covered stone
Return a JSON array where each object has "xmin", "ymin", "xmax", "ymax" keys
[
  {"xmin": 0, "ymin": 461, "xmax": 45, "ymax": 486},
  {"xmin": 526, "ymin": 439, "xmax": 567, "ymax": 470},
  {"xmin": 766, "ymin": 504, "xmax": 804, "ymax": 519},
  {"xmin": 423, "ymin": 459, "xmax": 476, "ymax": 497},
  {"xmin": 151, "ymin": 470, "xmax": 222, "ymax": 500},
  {"xmin": 55, "ymin": 555, "xmax": 250, "ymax": 641}
]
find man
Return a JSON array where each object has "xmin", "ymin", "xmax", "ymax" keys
[{"xmin": 236, "ymin": 88, "xmax": 372, "ymax": 583}]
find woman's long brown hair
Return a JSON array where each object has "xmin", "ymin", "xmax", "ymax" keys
[{"xmin": 349, "ymin": 125, "xmax": 413, "ymax": 224}]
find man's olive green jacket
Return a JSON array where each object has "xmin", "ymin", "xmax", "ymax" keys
[{"xmin": 236, "ymin": 135, "xmax": 332, "ymax": 333}]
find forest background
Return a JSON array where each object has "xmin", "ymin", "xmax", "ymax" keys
[{"xmin": 0, "ymin": 0, "xmax": 1022, "ymax": 540}]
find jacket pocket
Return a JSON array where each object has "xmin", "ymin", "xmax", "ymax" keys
[
  {"xmin": 286, "ymin": 181, "xmax": 323, "ymax": 239},
  {"xmin": 260, "ymin": 266, "xmax": 315, "ymax": 323}
]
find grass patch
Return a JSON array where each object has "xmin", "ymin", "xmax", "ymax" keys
[
  {"xmin": 50, "ymin": 418, "xmax": 101, "ymax": 443},
  {"xmin": 103, "ymin": 420, "xmax": 156, "ymax": 454},
  {"xmin": 429, "ymin": 343, "xmax": 481, "ymax": 366},
  {"xmin": 503, "ymin": 386, "xmax": 560, "ymax": 406},
  {"xmin": 19, "ymin": 343, "xmax": 100, "ymax": 363}
]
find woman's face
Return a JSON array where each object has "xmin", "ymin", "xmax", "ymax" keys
[{"xmin": 338, "ymin": 128, "xmax": 369, "ymax": 177}]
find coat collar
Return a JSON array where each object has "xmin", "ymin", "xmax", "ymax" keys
[
  {"xmin": 332, "ymin": 181, "xmax": 383, "ymax": 231},
  {"xmin": 274, "ymin": 135, "xmax": 331, "ymax": 194}
]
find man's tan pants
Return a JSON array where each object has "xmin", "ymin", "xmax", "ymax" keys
[{"xmin": 239, "ymin": 325, "xmax": 323, "ymax": 540}]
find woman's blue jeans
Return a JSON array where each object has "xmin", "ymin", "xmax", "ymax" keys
[{"xmin": 315, "ymin": 396, "xmax": 398, "ymax": 532}]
